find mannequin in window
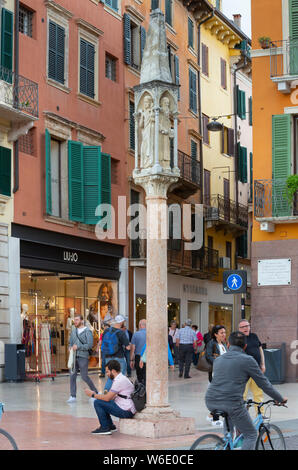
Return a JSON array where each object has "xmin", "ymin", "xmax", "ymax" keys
[{"xmin": 21, "ymin": 304, "xmax": 29, "ymax": 322}]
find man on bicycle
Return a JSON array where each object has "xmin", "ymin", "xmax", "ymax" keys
[{"xmin": 205, "ymin": 331, "xmax": 287, "ymax": 450}]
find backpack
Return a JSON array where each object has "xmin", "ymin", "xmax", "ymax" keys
[
  {"xmin": 101, "ymin": 327, "xmax": 120, "ymax": 356},
  {"xmin": 118, "ymin": 380, "xmax": 146, "ymax": 413}
]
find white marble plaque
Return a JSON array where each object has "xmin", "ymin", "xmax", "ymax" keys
[{"xmin": 258, "ymin": 258, "xmax": 291, "ymax": 286}]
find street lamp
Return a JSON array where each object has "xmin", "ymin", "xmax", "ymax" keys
[{"xmin": 206, "ymin": 118, "xmax": 224, "ymax": 132}]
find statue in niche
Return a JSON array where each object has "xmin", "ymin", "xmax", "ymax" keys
[
  {"xmin": 159, "ymin": 96, "xmax": 174, "ymax": 170},
  {"xmin": 139, "ymin": 94, "xmax": 155, "ymax": 169}
]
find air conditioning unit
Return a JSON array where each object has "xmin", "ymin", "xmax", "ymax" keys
[
  {"xmin": 206, "ymin": 206, "xmax": 219, "ymax": 220},
  {"xmin": 219, "ymin": 257, "xmax": 231, "ymax": 269}
]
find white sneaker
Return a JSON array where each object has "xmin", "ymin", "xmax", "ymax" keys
[
  {"xmin": 206, "ymin": 415, "xmax": 213, "ymax": 423},
  {"xmin": 67, "ymin": 396, "xmax": 76, "ymax": 403},
  {"xmin": 212, "ymin": 420, "xmax": 223, "ymax": 427}
]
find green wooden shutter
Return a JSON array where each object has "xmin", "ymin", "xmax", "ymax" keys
[
  {"xmin": 289, "ymin": 0, "xmax": 298, "ymax": 73},
  {"xmin": 140, "ymin": 26, "xmax": 146, "ymax": 61},
  {"xmin": 151, "ymin": 0, "xmax": 159, "ymax": 9},
  {"xmin": 189, "ymin": 68, "xmax": 197, "ymax": 113},
  {"xmin": 129, "ymin": 100, "xmax": 135, "ymax": 150},
  {"xmin": 68, "ymin": 141, "xmax": 84, "ymax": 222},
  {"xmin": 123, "ymin": 14, "xmax": 131, "ymax": 66},
  {"xmin": 0, "ymin": 146, "xmax": 11, "ymax": 197},
  {"xmin": 1, "ymin": 8, "xmax": 13, "ymax": 81},
  {"xmin": 100, "ymin": 153, "xmax": 112, "ymax": 229},
  {"xmin": 188, "ymin": 18, "xmax": 194, "ymax": 48},
  {"xmin": 80, "ymin": 39, "xmax": 95, "ymax": 98},
  {"xmin": 272, "ymin": 114, "xmax": 292, "ymax": 216},
  {"xmin": 45, "ymin": 129, "xmax": 52, "ymax": 215},
  {"xmin": 48, "ymin": 21, "xmax": 65, "ymax": 83},
  {"xmin": 241, "ymin": 91, "xmax": 246, "ymax": 119},
  {"xmin": 83, "ymin": 146, "xmax": 101, "ymax": 224},
  {"xmin": 249, "ymin": 96, "xmax": 252, "ymax": 125},
  {"xmin": 165, "ymin": 0, "xmax": 172, "ymax": 26},
  {"xmin": 242, "ymin": 147, "xmax": 248, "ymax": 183},
  {"xmin": 174, "ymin": 55, "xmax": 180, "ymax": 100}
]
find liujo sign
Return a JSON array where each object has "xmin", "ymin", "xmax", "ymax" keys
[{"xmin": 63, "ymin": 251, "xmax": 79, "ymax": 263}]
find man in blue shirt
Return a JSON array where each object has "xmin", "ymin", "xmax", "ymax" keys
[{"xmin": 130, "ymin": 319, "xmax": 146, "ymax": 384}]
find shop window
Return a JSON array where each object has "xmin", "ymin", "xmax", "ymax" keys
[
  {"xmin": 209, "ymin": 304, "xmax": 232, "ymax": 338},
  {"xmin": 135, "ymin": 295, "xmax": 180, "ymax": 329},
  {"xmin": 19, "ymin": 4, "xmax": 34, "ymax": 38}
]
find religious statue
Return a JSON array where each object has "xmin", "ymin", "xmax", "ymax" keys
[
  {"xmin": 159, "ymin": 96, "xmax": 174, "ymax": 170},
  {"xmin": 139, "ymin": 94, "xmax": 155, "ymax": 169}
]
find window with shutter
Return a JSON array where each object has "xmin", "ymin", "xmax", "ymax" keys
[
  {"xmin": 191, "ymin": 140, "xmax": 198, "ymax": 183},
  {"xmin": 105, "ymin": 0, "xmax": 118, "ymax": 12},
  {"xmin": 249, "ymin": 96, "xmax": 252, "ymax": 126},
  {"xmin": 45, "ymin": 129, "xmax": 52, "ymax": 215},
  {"xmin": 129, "ymin": 100, "xmax": 135, "ymax": 150},
  {"xmin": 100, "ymin": 153, "xmax": 112, "ymax": 230},
  {"xmin": 123, "ymin": 14, "xmax": 131, "ymax": 66},
  {"xmin": 238, "ymin": 144, "xmax": 247, "ymax": 183},
  {"xmin": 140, "ymin": 26, "xmax": 146, "ymax": 61},
  {"xmin": 151, "ymin": 0, "xmax": 159, "ymax": 10},
  {"xmin": 289, "ymin": 0, "xmax": 298, "ymax": 73},
  {"xmin": 202, "ymin": 114, "xmax": 209, "ymax": 145},
  {"xmin": 174, "ymin": 55, "xmax": 180, "ymax": 100},
  {"xmin": 83, "ymin": 146, "xmax": 102, "ymax": 225},
  {"xmin": 165, "ymin": 0, "xmax": 172, "ymax": 26},
  {"xmin": 48, "ymin": 21, "xmax": 65, "ymax": 84},
  {"xmin": 68, "ymin": 141, "xmax": 84, "ymax": 222},
  {"xmin": 228, "ymin": 128, "xmax": 234, "ymax": 156},
  {"xmin": 202, "ymin": 43, "xmax": 209, "ymax": 76},
  {"xmin": 188, "ymin": 18, "xmax": 194, "ymax": 49},
  {"xmin": 1, "ymin": 8, "xmax": 13, "ymax": 81},
  {"xmin": 204, "ymin": 169, "xmax": 211, "ymax": 205},
  {"xmin": 189, "ymin": 68, "xmax": 197, "ymax": 114},
  {"xmin": 80, "ymin": 39, "xmax": 95, "ymax": 98},
  {"xmin": 220, "ymin": 58, "xmax": 227, "ymax": 89},
  {"xmin": 272, "ymin": 114, "xmax": 292, "ymax": 216},
  {"xmin": 0, "ymin": 146, "xmax": 11, "ymax": 197}
]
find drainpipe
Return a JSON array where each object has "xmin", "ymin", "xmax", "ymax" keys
[
  {"xmin": 197, "ymin": 10, "xmax": 214, "ymax": 205},
  {"xmin": 13, "ymin": 0, "xmax": 20, "ymax": 193}
]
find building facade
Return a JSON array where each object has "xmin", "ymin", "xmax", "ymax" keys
[{"xmin": 251, "ymin": 0, "xmax": 298, "ymax": 380}]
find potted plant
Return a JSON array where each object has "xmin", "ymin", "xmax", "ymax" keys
[
  {"xmin": 285, "ymin": 174, "xmax": 298, "ymax": 208},
  {"xmin": 258, "ymin": 36, "xmax": 272, "ymax": 49}
]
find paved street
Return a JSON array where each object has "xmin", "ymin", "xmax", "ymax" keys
[{"xmin": 0, "ymin": 366, "xmax": 297, "ymax": 450}]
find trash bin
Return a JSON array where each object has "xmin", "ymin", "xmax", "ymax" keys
[
  {"xmin": 4, "ymin": 344, "xmax": 26, "ymax": 382},
  {"xmin": 263, "ymin": 343, "xmax": 286, "ymax": 384}
]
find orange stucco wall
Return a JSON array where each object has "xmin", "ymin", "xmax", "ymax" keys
[
  {"xmin": 15, "ymin": 0, "xmax": 127, "ymax": 250},
  {"xmin": 252, "ymin": 0, "xmax": 298, "ymax": 242}
]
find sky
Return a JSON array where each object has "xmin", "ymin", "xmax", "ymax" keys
[{"xmin": 222, "ymin": 0, "xmax": 251, "ymax": 38}]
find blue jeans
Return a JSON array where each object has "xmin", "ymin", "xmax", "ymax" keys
[
  {"xmin": 101, "ymin": 353, "xmax": 106, "ymax": 374},
  {"xmin": 104, "ymin": 357, "xmax": 127, "ymax": 391},
  {"xmin": 124, "ymin": 349, "xmax": 131, "ymax": 376},
  {"xmin": 94, "ymin": 399, "xmax": 133, "ymax": 430}
]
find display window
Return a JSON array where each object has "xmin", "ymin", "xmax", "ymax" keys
[
  {"xmin": 208, "ymin": 303, "xmax": 233, "ymax": 339},
  {"xmin": 20, "ymin": 269, "xmax": 118, "ymax": 373},
  {"xmin": 135, "ymin": 295, "xmax": 180, "ymax": 329}
]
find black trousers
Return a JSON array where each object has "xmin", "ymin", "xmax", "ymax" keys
[
  {"xmin": 135, "ymin": 354, "xmax": 146, "ymax": 384},
  {"xmin": 178, "ymin": 344, "xmax": 193, "ymax": 377}
]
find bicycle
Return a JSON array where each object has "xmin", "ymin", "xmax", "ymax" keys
[
  {"xmin": 190, "ymin": 399, "xmax": 287, "ymax": 450},
  {"xmin": 0, "ymin": 403, "xmax": 18, "ymax": 450}
]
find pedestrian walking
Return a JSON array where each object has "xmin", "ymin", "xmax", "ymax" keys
[
  {"xmin": 130, "ymin": 319, "xmax": 146, "ymax": 384},
  {"xmin": 239, "ymin": 319, "xmax": 266, "ymax": 415},
  {"xmin": 205, "ymin": 331, "xmax": 287, "ymax": 450},
  {"xmin": 99, "ymin": 322, "xmax": 110, "ymax": 378},
  {"xmin": 121, "ymin": 321, "xmax": 133, "ymax": 377},
  {"xmin": 168, "ymin": 320, "xmax": 179, "ymax": 365},
  {"xmin": 101, "ymin": 315, "xmax": 130, "ymax": 392},
  {"xmin": 192, "ymin": 325, "xmax": 204, "ymax": 366},
  {"xmin": 176, "ymin": 319, "xmax": 197, "ymax": 379},
  {"xmin": 67, "ymin": 314, "xmax": 98, "ymax": 403},
  {"xmin": 85, "ymin": 359, "xmax": 136, "ymax": 435}
]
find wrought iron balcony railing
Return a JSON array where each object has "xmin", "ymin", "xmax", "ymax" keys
[
  {"xmin": 0, "ymin": 65, "xmax": 39, "ymax": 118},
  {"xmin": 206, "ymin": 194, "xmax": 248, "ymax": 229},
  {"xmin": 254, "ymin": 178, "xmax": 298, "ymax": 218},
  {"xmin": 177, "ymin": 150, "xmax": 200, "ymax": 186},
  {"xmin": 270, "ymin": 39, "xmax": 298, "ymax": 78}
]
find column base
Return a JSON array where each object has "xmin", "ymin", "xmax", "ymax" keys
[{"xmin": 119, "ymin": 406, "xmax": 195, "ymax": 439}]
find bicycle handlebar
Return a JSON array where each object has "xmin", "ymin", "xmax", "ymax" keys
[{"xmin": 246, "ymin": 399, "xmax": 288, "ymax": 408}]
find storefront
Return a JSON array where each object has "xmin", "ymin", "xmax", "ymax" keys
[
  {"xmin": 12, "ymin": 224, "xmax": 124, "ymax": 373},
  {"xmin": 135, "ymin": 295, "xmax": 180, "ymax": 328}
]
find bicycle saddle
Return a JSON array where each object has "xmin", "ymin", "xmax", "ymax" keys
[{"xmin": 211, "ymin": 410, "xmax": 228, "ymax": 420}]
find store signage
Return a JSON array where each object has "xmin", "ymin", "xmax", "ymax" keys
[
  {"xmin": 183, "ymin": 284, "xmax": 208, "ymax": 296},
  {"xmin": 258, "ymin": 259, "xmax": 291, "ymax": 286},
  {"xmin": 63, "ymin": 251, "xmax": 79, "ymax": 263},
  {"xmin": 223, "ymin": 270, "xmax": 247, "ymax": 294}
]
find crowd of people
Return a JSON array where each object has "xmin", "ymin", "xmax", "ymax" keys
[{"xmin": 66, "ymin": 313, "xmax": 287, "ymax": 448}]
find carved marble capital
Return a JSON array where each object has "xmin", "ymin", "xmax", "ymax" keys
[{"xmin": 133, "ymin": 171, "xmax": 179, "ymax": 197}]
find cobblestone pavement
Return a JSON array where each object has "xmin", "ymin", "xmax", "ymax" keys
[{"xmin": 285, "ymin": 435, "xmax": 298, "ymax": 450}]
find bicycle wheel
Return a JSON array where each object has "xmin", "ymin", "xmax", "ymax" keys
[
  {"xmin": 0, "ymin": 429, "xmax": 18, "ymax": 450},
  {"xmin": 190, "ymin": 433, "xmax": 225, "ymax": 450},
  {"xmin": 256, "ymin": 424, "xmax": 286, "ymax": 450}
]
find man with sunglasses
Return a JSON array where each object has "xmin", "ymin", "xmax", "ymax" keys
[{"xmin": 239, "ymin": 319, "xmax": 265, "ymax": 415}]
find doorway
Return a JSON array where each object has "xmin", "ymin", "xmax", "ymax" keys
[{"xmin": 187, "ymin": 301, "xmax": 201, "ymax": 329}]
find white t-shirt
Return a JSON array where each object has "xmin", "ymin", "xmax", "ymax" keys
[
  {"xmin": 77, "ymin": 326, "xmax": 87, "ymax": 335},
  {"xmin": 111, "ymin": 373, "xmax": 137, "ymax": 414},
  {"xmin": 218, "ymin": 343, "xmax": 226, "ymax": 355}
]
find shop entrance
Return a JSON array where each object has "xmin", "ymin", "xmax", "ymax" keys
[
  {"xmin": 187, "ymin": 301, "xmax": 201, "ymax": 330},
  {"xmin": 209, "ymin": 303, "xmax": 233, "ymax": 338},
  {"xmin": 20, "ymin": 269, "xmax": 118, "ymax": 372},
  {"xmin": 135, "ymin": 295, "xmax": 180, "ymax": 329}
]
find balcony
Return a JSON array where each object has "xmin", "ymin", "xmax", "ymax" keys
[
  {"xmin": 205, "ymin": 194, "xmax": 248, "ymax": 232},
  {"xmin": 254, "ymin": 178, "xmax": 298, "ymax": 231},
  {"xmin": 130, "ymin": 239, "xmax": 219, "ymax": 279},
  {"xmin": 170, "ymin": 150, "xmax": 201, "ymax": 199},
  {"xmin": 0, "ymin": 66, "xmax": 39, "ymax": 123},
  {"xmin": 270, "ymin": 40, "xmax": 298, "ymax": 93}
]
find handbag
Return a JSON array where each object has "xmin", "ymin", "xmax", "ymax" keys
[{"xmin": 196, "ymin": 350, "xmax": 212, "ymax": 372}]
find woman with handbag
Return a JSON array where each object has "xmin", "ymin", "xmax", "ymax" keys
[{"xmin": 205, "ymin": 324, "xmax": 227, "ymax": 427}]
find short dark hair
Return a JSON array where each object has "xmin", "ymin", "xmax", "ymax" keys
[
  {"xmin": 192, "ymin": 325, "xmax": 198, "ymax": 330},
  {"xmin": 211, "ymin": 325, "xmax": 225, "ymax": 340},
  {"xmin": 228, "ymin": 331, "xmax": 246, "ymax": 349},
  {"xmin": 106, "ymin": 360, "xmax": 121, "ymax": 373}
]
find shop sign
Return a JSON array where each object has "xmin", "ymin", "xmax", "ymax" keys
[
  {"xmin": 63, "ymin": 251, "xmax": 79, "ymax": 263},
  {"xmin": 183, "ymin": 284, "xmax": 208, "ymax": 296}
]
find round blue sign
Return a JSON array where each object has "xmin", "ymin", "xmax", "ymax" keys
[{"xmin": 227, "ymin": 274, "xmax": 243, "ymax": 291}]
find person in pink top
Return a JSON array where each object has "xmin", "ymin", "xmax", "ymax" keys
[
  {"xmin": 85, "ymin": 359, "xmax": 136, "ymax": 435},
  {"xmin": 192, "ymin": 325, "xmax": 204, "ymax": 366}
]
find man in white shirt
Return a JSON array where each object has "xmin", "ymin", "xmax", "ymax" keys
[{"xmin": 85, "ymin": 359, "xmax": 136, "ymax": 435}]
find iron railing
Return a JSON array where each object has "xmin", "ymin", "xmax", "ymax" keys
[
  {"xmin": 270, "ymin": 39, "xmax": 298, "ymax": 78},
  {"xmin": 0, "ymin": 65, "xmax": 39, "ymax": 118},
  {"xmin": 206, "ymin": 194, "xmax": 248, "ymax": 229},
  {"xmin": 254, "ymin": 178, "xmax": 298, "ymax": 218},
  {"xmin": 171, "ymin": 150, "xmax": 200, "ymax": 186}
]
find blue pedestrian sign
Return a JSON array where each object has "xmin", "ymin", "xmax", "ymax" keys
[{"xmin": 223, "ymin": 270, "xmax": 247, "ymax": 294}]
